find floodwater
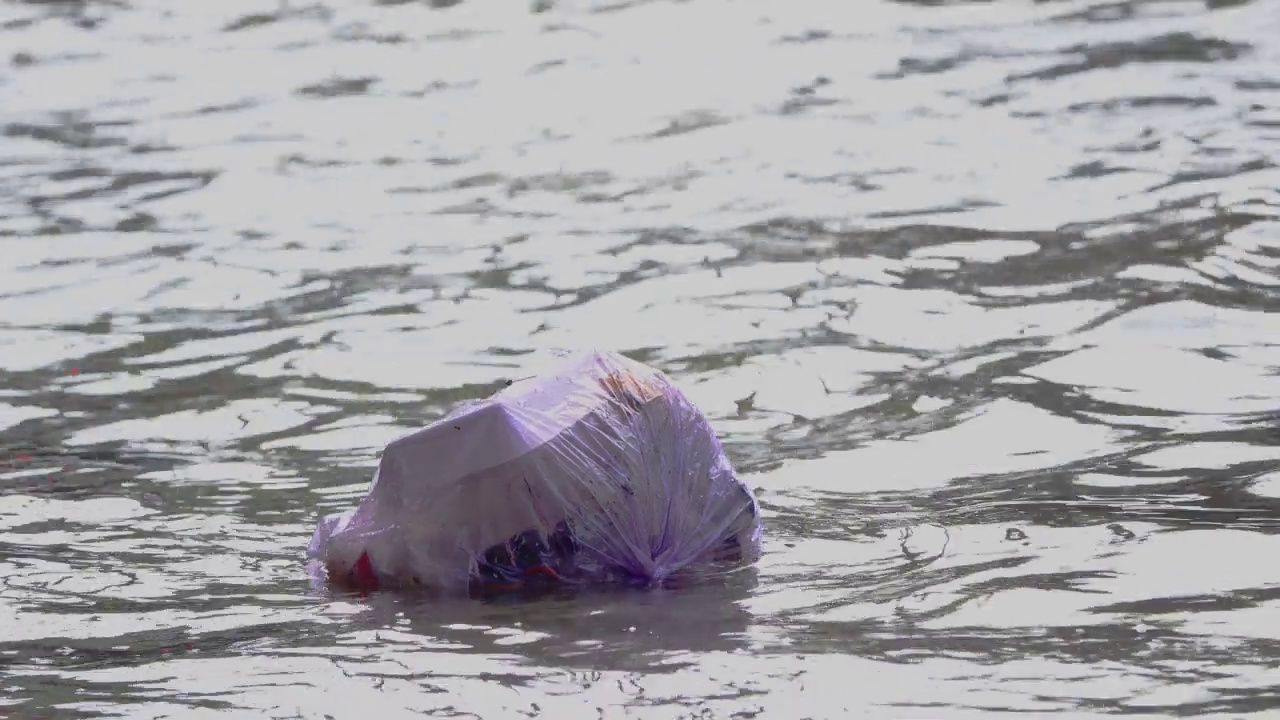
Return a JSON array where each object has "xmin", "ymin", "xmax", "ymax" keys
[{"xmin": 1, "ymin": 0, "xmax": 1278, "ymax": 717}]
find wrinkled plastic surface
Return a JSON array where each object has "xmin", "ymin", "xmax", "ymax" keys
[{"xmin": 308, "ymin": 350, "xmax": 762, "ymax": 595}]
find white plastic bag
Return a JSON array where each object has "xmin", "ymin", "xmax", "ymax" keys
[{"xmin": 308, "ymin": 350, "xmax": 762, "ymax": 595}]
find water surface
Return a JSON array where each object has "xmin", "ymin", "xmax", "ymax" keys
[{"xmin": 2, "ymin": 0, "xmax": 1280, "ymax": 717}]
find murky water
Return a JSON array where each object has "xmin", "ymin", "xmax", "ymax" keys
[{"xmin": 2, "ymin": 0, "xmax": 1279, "ymax": 716}]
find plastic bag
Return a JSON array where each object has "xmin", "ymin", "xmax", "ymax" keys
[{"xmin": 308, "ymin": 349, "xmax": 762, "ymax": 596}]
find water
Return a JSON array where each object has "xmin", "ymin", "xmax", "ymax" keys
[{"xmin": 1, "ymin": 0, "xmax": 1278, "ymax": 716}]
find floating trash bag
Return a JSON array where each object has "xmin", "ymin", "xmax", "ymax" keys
[{"xmin": 308, "ymin": 349, "xmax": 762, "ymax": 596}]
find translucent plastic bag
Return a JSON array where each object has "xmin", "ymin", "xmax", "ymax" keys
[{"xmin": 308, "ymin": 350, "xmax": 762, "ymax": 596}]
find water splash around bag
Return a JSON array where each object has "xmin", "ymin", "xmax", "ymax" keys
[{"xmin": 308, "ymin": 350, "xmax": 762, "ymax": 596}]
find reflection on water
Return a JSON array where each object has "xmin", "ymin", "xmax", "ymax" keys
[{"xmin": 2, "ymin": 0, "xmax": 1279, "ymax": 716}]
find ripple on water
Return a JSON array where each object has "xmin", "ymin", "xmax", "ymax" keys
[{"xmin": 2, "ymin": 0, "xmax": 1280, "ymax": 717}]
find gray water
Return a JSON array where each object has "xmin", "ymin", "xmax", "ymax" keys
[{"xmin": 2, "ymin": 0, "xmax": 1279, "ymax": 717}]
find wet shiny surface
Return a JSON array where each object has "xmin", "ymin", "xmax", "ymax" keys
[{"xmin": 2, "ymin": 0, "xmax": 1279, "ymax": 717}]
